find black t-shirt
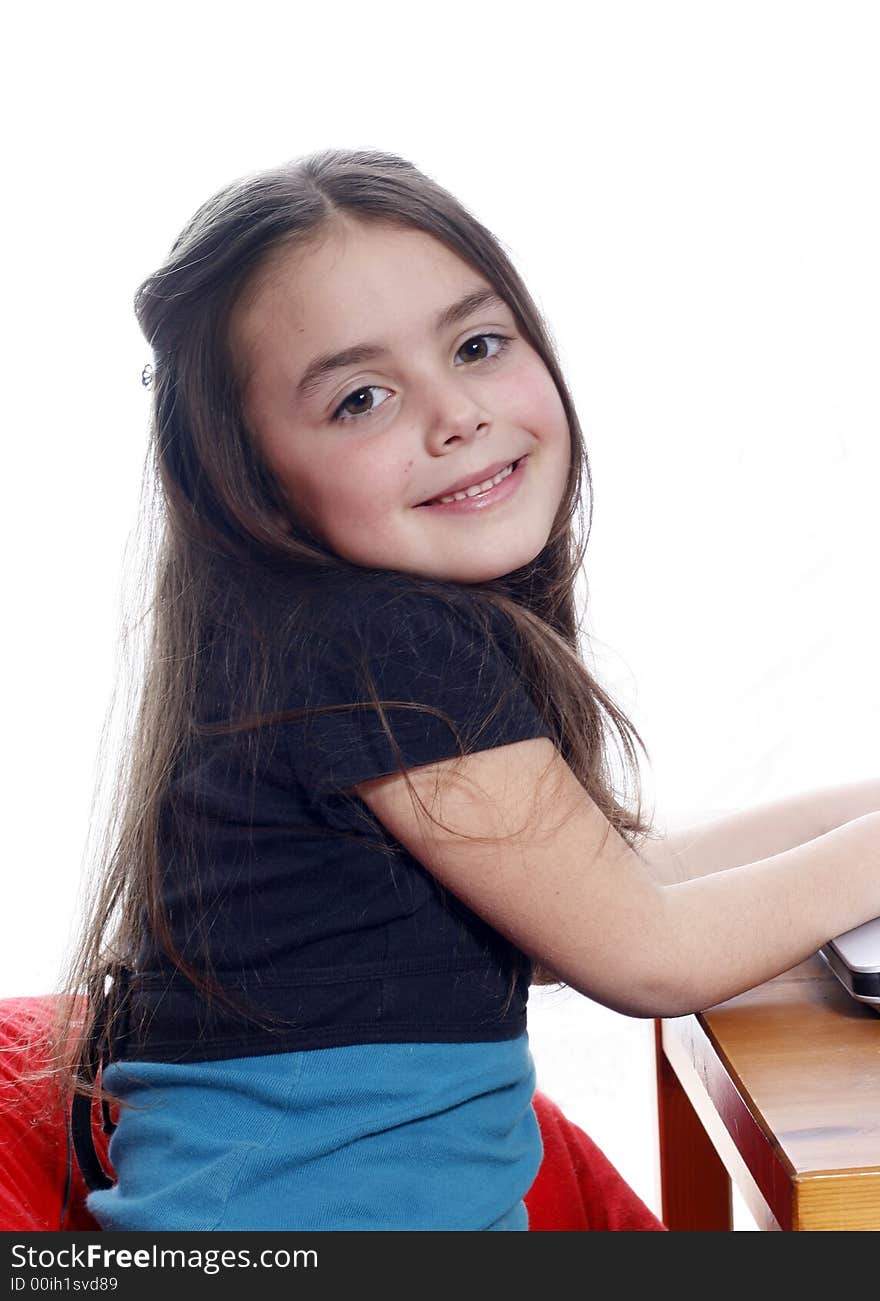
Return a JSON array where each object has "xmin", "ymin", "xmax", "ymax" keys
[{"xmin": 111, "ymin": 571, "xmax": 553, "ymax": 1063}]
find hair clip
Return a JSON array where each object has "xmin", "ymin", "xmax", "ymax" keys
[{"xmin": 141, "ymin": 363, "xmax": 154, "ymax": 389}]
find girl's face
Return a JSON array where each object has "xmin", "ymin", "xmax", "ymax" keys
[{"xmin": 230, "ymin": 218, "xmax": 572, "ymax": 584}]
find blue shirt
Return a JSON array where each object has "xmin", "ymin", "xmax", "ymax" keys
[{"xmin": 87, "ymin": 1035, "xmax": 542, "ymax": 1231}]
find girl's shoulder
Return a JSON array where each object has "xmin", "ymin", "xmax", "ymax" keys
[
  {"xmin": 297, "ymin": 566, "xmax": 515, "ymax": 653},
  {"xmin": 279, "ymin": 571, "xmax": 548, "ymax": 800},
  {"xmin": 213, "ymin": 566, "xmax": 527, "ymax": 723},
  {"xmin": 291, "ymin": 568, "xmax": 526, "ymax": 695}
]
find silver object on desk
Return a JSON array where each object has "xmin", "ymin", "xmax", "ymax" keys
[{"xmin": 819, "ymin": 916, "xmax": 880, "ymax": 1010}]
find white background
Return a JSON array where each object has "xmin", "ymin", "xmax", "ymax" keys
[{"xmin": 3, "ymin": 1, "xmax": 878, "ymax": 1225}]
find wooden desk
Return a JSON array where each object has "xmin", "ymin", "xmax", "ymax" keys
[{"xmin": 655, "ymin": 954, "xmax": 880, "ymax": 1230}]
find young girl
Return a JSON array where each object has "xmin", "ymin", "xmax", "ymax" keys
[{"xmin": 50, "ymin": 147, "xmax": 880, "ymax": 1232}]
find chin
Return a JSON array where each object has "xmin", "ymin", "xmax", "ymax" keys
[
  {"xmin": 438, "ymin": 555, "xmax": 542, "ymax": 585},
  {"xmin": 365, "ymin": 531, "xmax": 550, "ymax": 586},
  {"xmin": 468, "ymin": 539, "xmax": 550, "ymax": 584}
]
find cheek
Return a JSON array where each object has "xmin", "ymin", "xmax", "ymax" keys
[
  {"xmin": 539, "ymin": 381, "xmax": 571, "ymax": 465},
  {"xmin": 526, "ymin": 371, "xmax": 573, "ymax": 496},
  {"xmin": 508, "ymin": 356, "xmax": 568, "ymax": 434},
  {"xmin": 294, "ymin": 447, "xmax": 401, "ymax": 529}
]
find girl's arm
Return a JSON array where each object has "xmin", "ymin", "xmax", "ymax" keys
[
  {"xmin": 641, "ymin": 778, "xmax": 880, "ymax": 884},
  {"xmin": 354, "ymin": 739, "xmax": 880, "ymax": 1020}
]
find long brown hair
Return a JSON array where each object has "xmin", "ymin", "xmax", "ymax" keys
[{"xmin": 29, "ymin": 147, "xmax": 658, "ymax": 1128}]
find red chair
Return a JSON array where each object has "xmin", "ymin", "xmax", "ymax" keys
[{"xmin": 0, "ymin": 994, "xmax": 665, "ymax": 1232}]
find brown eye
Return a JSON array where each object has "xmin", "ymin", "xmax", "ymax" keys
[
  {"xmin": 454, "ymin": 334, "xmax": 512, "ymax": 366},
  {"xmin": 332, "ymin": 384, "xmax": 392, "ymax": 424}
]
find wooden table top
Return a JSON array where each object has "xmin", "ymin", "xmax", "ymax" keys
[{"xmin": 661, "ymin": 953, "xmax": 880, "ymax": 1229}]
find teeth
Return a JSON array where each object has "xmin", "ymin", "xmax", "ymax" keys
[{"xmin": 433, "ymin": 461, "xmax": 516, "ymax": 505}]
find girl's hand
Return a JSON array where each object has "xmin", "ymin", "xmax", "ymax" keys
[{"xmin": 642, "ymin": 777, "xmax": 880, "ymax": 885}]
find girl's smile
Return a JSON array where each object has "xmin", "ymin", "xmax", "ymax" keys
[
  {"xmin": 230, "ymin": 217, "xmax": 572, "ymax": 583},
  {"xmin": 415, "ymin": 453, "xmax": 528, "ymax": 512}
]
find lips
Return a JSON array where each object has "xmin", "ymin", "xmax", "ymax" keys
[
  {"xmin": 415, "ymin": 455, "xmax": 528, "ymax": 515},
  {"xmin": 417, "ymin": 457, "xmax": 522, "ymax": 506}
]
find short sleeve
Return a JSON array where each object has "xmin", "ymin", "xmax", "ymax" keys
[{"xmin": 284, "ymin": 581, "xmax": 552, "ymax": 799}]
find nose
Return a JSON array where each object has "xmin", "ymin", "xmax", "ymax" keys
[{"xmin": 422, "ymin": 376, "xmax": 492, "ymax": 455}]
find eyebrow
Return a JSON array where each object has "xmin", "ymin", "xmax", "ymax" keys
[{"xmin": 295, "ymin": 286, "xmax": 510, "ymax": 400}]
